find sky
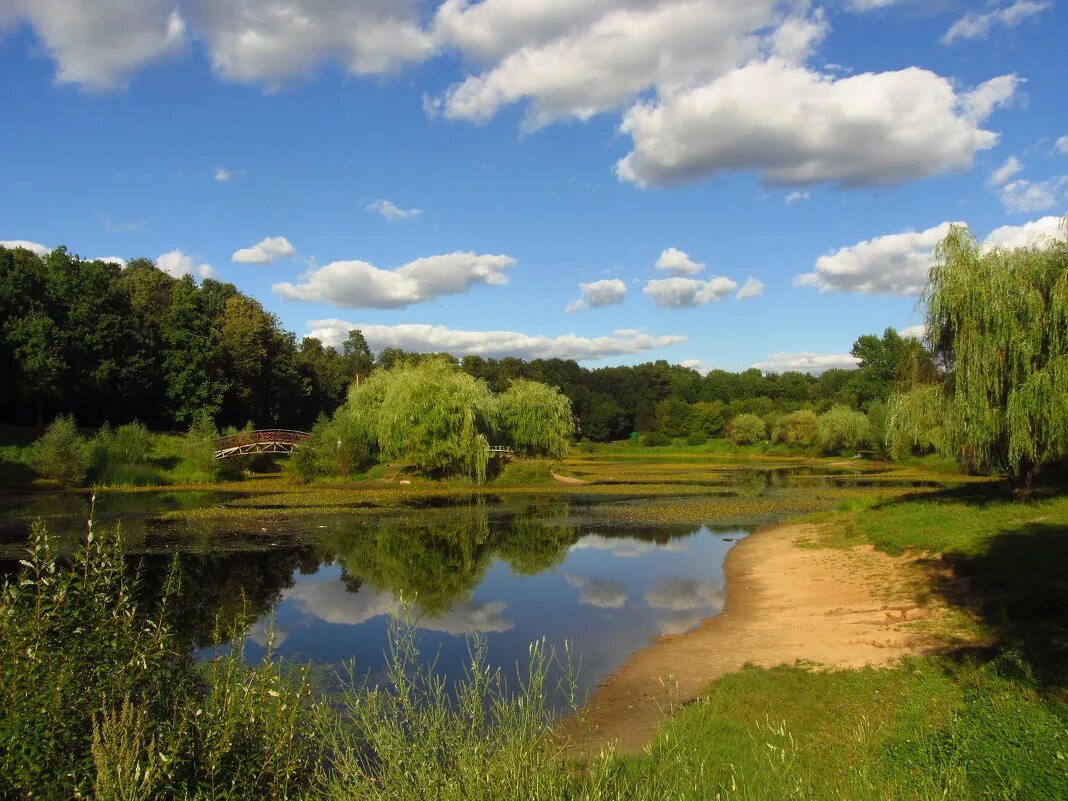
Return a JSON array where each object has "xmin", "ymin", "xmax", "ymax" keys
[{"xmin": 1, "ymin": 0, "xmax": 1066, "ymax": 375}]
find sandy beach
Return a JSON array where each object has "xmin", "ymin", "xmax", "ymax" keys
[{"xmin": 566, "ymin": 523, "xmax": 945, "ymax": 755}]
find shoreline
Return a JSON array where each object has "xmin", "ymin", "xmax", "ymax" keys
[{"xmin": 565, "ymin": 522, "xmax": 944, "ymax": 756}]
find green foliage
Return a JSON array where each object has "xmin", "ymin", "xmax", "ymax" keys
[
  {"xmin": 887, "ymin": 384, "xmax": 946, "ymax": 460},
  {"xmin": 347, "ymin": 359, "xmax": 497, "ymax": 482},
  {"xmin": 654, "ymin": 396, "xmax": 692, "ymax": 438},
  {"xmin": 685, "ymin": 432, "xmax": 708, "ymax": 446},
  {"xmin": 688, "ymin": 401, "xmax": 727, "ymax": 438},
  {"xmin": 727, "ymin": 413, "xmax": 766, "ymax": 446},
  {"xmin": 641, "ymin": 431, "xmax": 672, "ymax": 447},
  {"xmin": 817, "ymin": 405, "xmax": 871, "ymax": 454},
  {"xmin": 920, "ymin": 222, "xmax": 1068, "ymax": 492},
  {"xmin": 184, "ymin": 411, "xmax": 221, "ymax": 482},
  {"xmin": 33, "ymin": 413, "xmax": 88, "ymax": 485},
  {"xmin": 772, "ymin": 409, "xmax": 818, "ymax": 449},
  {"xmin": 497, "ymin": 379, "xmax": 576, "ymax": 458}
]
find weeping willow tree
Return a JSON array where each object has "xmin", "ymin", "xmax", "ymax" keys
[
  {"xmin": 344, "ymin": 358, "xmax": 497, "ymax": 482},
  {"xmin": 891, "ymin": 220, "xmax": 1068, "ymax": 495},
  {"xmin": 496, "ymin": 379, "xmax": 576, "ymax": 459}
]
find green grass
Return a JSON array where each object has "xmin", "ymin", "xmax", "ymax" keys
[{"xmin": 609, "ymin": 655, "xmax": 1068, "ymax": 801}]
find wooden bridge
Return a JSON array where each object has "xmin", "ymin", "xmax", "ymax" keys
[{"xmin": 213, "ymin": 429, "xmax": 310, "ymax": 459}]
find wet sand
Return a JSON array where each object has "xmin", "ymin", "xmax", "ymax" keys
[{"xmin": 565, "ymin": 523, "xmax": 943, "ymax": 756}]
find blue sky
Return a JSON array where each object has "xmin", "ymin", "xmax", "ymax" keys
[{"xmin": 1, "ymin": 0, "xmax": 1065, "ymax": 373}]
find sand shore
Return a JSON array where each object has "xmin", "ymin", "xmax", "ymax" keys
[{"xmin": 565, "ymin": 523, "xmax": 943, "ymax": 756}]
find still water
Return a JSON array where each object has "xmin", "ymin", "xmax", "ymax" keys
[{"xmin": 0, "ymin": 492, "xmax": 744, "ymax": 702}]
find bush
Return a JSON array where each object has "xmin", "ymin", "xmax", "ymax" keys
[
  {"xmin": 817, "ymin": 405, "xmax": 871, "ymax": 454},
  {"xmin": 686, "ymin": 432, "xmax": 708, "ymax": 446},
  {"xmin": 33, "ymin": 414, "xmax": 88, "ymax": 485},
  {"xmin": 185, "ymin": 411, "xmax": 221, "ymax": 481},
  {"xmin": 727, "ymin": 413, "xmax": 766, "ymax": 446},
  {"xmin": 641, "ymin": 432, "xmax": 672, "ymax": 447},
  {"xmin": 773, "ymin": 410, "xmax": 819, "ymax": 449}
]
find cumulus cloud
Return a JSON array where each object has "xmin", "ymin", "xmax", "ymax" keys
[
  {"xmin": 644, "ymin": 579, "xmax": 724, "ymax": 611},
  {"xmin": 616, "ymin": 62, "xmax": 1018, "ymax": 189},
  {"xmin": 305, "ymin": 321, "xmax": 686, "ymax": 362},
  {"xmin": 94, "ymin": 256, "xmax": 127, "ymax": 266},
  {"xmin": 0, "ymin": 239, "xmax": 50, "ymax": 256},
  {"xmin": 435, "ymin": 0, "xmax": 779, "ymax": 129},
  {"xmin": 366, "ymin": 199, "xmax": 422, "ymax": 222},
  {"xmin": 679, "ymin": 359, "xmax": 713, "ymax": 375},
  {"xmin": 899, "ymin": 324, "xmax": 927, "ymax": 340},
  {"xmin": 643, "ymin": 276, "xmax": 737, "ymax": 309},
  {"xmin": 284, "ymin": 581, "xmax": 513, "ymax": 635},
  {"xmin": 232, "ymin": 236, "xmax": 295, "ymax": 265},
  {"xmin": 801, "ymin": 216, "xmax": 1067, "ymax": 296},
  {"xmin": 569, "ymin": 534, "xmax": 690, "ymax": 559},
  {"xmin": 275, "ymin": 252, "xmax": 515, "ymax": 309},
  {"xmin": 1057, "ymin": 136, "xmax": 1068, "ymax": 155},
  {"xmin": 990, "ymin": 156, "xmax": 1024, "ymax": 186},
  {"xmin": 565, "ymin": 279, "xmax": 627, "ymax": 313},
  {"xmin": 985, "ymin": 215, "xmax": 1066, "ymax": 249},
  {"xmin": 796, "ymin": 222, "xmax": 959, "ymax": 295},
  {"xmin": 0, "ymin": 0, "xmax": 186, "ymax": 90},
  {"xmin": 750, "ymin": 353, "xmax": 860, "ymax": 375},
  {"xmin": 654, "ymin": 247, "xmax": 704, "ymax": 276},
  {"xmin": 156, "ymin": 249, "xmax": 216, "ymax": 280},
  {"xmin": 941, "ymin": 1, "xmax": 1051, "ymax": 45},
  {"xmin": 735, "ymin": 277, "xmax": 764, "ymax": 301},
  {"xmin": 190, "ymin": 0, "xmax": 432, "ymax": 88},
  {"xmin": 214, "ymin": 165, "xmax": 244, "ymax": 182},
  {"xmin": 997, "ymin": 176, "xmax": 1068, "ymax": 213},
  {"xmin": 564, "ymin": 574, "xmax": 627, "ymax": 609}
]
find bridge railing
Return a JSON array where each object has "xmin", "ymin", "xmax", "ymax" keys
[{"xmin": 212, "ymin": 429, "xmax": 311, "ymax": 452}]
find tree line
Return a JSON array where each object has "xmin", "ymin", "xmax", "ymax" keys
[{"xmin": 1, "ymin": 243, "xmax": 922, "ymax": 439}]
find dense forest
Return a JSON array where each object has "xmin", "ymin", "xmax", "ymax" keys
[{"xmin": 0, "ymin": 244, "xmax": 925, "ymax": 439}]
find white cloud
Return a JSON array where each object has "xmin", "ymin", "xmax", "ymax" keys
[
  {"xmin": 654, "ymin": 247, "xmax": 704, "ymax": 276},
  {"xmin": 232, "ymin": 236, "xmax": 295, "ymax": 265},
  {"xmin": 941, "ymin": 1, "xmax": 1051, "ymax": 45},
  {"xmin": 985, "ymin": 215, "xmax": 1066, "ymax": 249},
  {"xmin": 156, "ymin": 249, "xmax": 216, "ymax": 280},
  {"xmin": 366, "ymin": 199, "xmax": 422, "ymax": 222},
  {"xmin": 785, "ymin": 191, "xmax": 810, "ymax": 205},
  {"xmin": 0, "ymin": 239, "xmax": 50, "ymax": 256},
  {"xmin": 305, "ymin": 320, "xmax": 686, "ymax": 362},
  {"xmin": 284, "ymin": 581, "xmax": 513, "ymax": 635},
  {"xmin": 845, "ymin": 0, "xmax": 920, "ymax": 10},
  {"xmin": 435, "ymin": 0, "xmax": 780, "ymax": 130},
  {"xmin": 569, "ymin": 534, "xmax": 689, "ymax": 559},
  {"xmin": 565, "ymin": 279, "xmax": 627, "ymax": 313},
  {"xmin": 679, "ymin": 359, "xmax": 713, "ymax": 375},
  {"xmin": 94, "ymin": 256, "xmax": 126, "ymax": 266},
  {"xmin": 276, "ymin": 251, "xmax": 514, "ymax": 309},
  {"xmin": 796, "ymin": 222, "xmax": 959, "ymax": 295},
  {"xmin": 190, "ymin": 0, "xmax": 433, "ymax": 88},
  {"xmin": 798, "ymin": 216, "xmax": 1067, "ymax": 296},
  {"xmin": 644, "ymin": 578, "xmax": 724, "ymax": 611},
  {"xmin": 751, "ymin": 353, "xmax": 860, "ymax": 375},
  {"xmin": 1057, "ymin": 136, "xmax": 1068, "ymax": 155},
  {"xmin": 990, "ymin": 156, "xmax": 1024, "ymax": 186},
  {"xmin": 656, "ymin": 610, "xmax": 708, "ymax": 636},
  {"xmin": 214, "ymin": 165, "xmax": 245, "ymax": 182},
  {"xmin": 617, "ymin": 61, "xmax": 1018, "ymax": 189},
  {"xmin": 735, "ymin": 277, "xmax": 764, "ymax": 301},
  {"xmin": 899, "ymin": 325, "xmax": 927, "ymax": 340},
  {"xmin": 564, "ymin": 573, "xmax": 627, "ymax": 609},
  {"xmin": 1, "ymin": 0, "xmax": 186, "ymax": 90},
  {"xmin": 643, "ymin": 276, "xmax": 737, "ymax": 309},
  {"xmin": 997, "ymin": 176, "xmax": 1068, "ymax": 213}
]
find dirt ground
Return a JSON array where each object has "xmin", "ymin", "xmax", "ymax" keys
[{"xmin": 564, "ymin": 523, "xmax": 946, "ymax": 756}]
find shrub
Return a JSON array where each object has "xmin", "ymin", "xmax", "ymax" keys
[
  {"xmin": 774, "ymin": 410, "xmax": 819, "ymax": 449},
  {"xmin": 686, "ymin": 432, "xmax": 708, "ymax": 446},
  {"xmin": 817, "ymin": 405, "xmax": 871, "ymax": 454},
  {"xmin": 185, "ymin": 411, "xmax": 221, "ymax": 481},
  {"xmin": 727, "ymin": 413, "xmax": 766, "ymax": 446},
  {"xmin": 641, "ymin": 432, "xmax": 671, "ymax": 447},
  {"xmin": 33, "ymin": 414, "xmax": 88, "ymax": 485}
]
